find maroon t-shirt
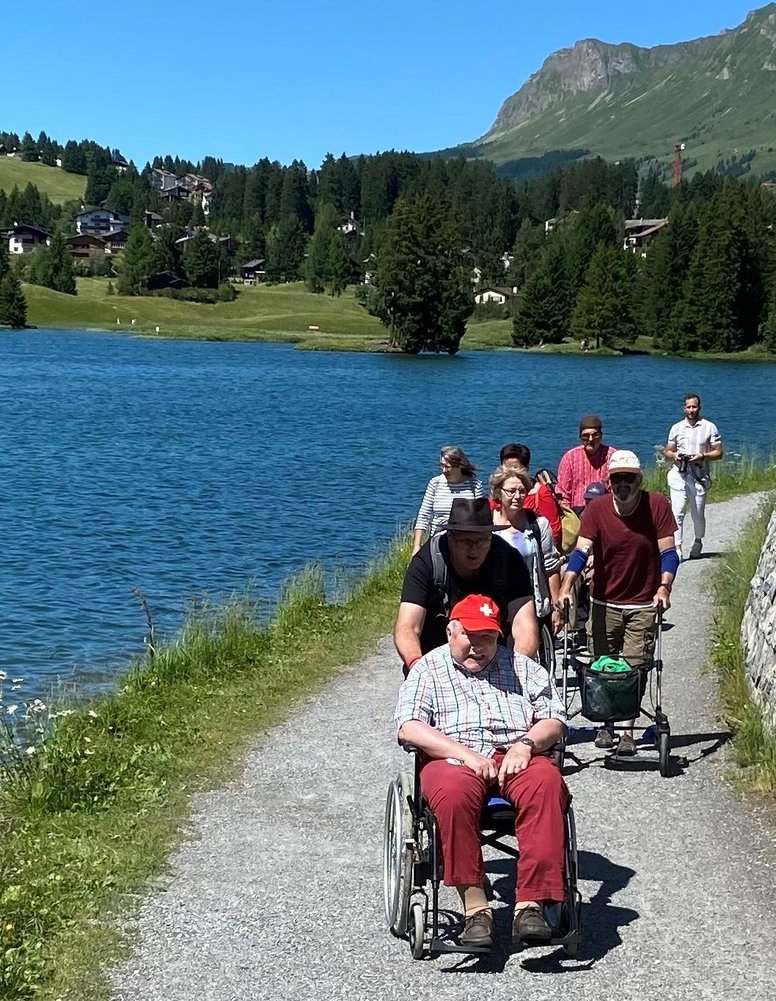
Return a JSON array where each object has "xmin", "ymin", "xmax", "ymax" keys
[{"xmin": 579, "ymin": 491, "xmax": 677, "ymax": 604}]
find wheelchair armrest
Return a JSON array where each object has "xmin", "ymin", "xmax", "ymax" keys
[{"xmin": 397, "ymin": 738, "xmax": 421, "ymax": 755}]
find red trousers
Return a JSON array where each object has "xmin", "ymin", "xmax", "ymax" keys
[{"xmin": 420, "ymin": 753, "xmax": 569, "ymax": 903}]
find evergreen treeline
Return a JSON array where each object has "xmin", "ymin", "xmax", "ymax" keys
[{"xmin": 511, "ymin": 172, "xmax": 776, "ymax": 354}]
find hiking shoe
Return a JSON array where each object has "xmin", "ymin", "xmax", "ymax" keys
[
  {"xmin": 594, "ymin": 727, "xmax": 614, "ymax": 749},
  {"xmin": 512, "ymin": 906, "xmax": 552, "ymax": 945},
  {"xmin": 689, "ymin": 539, "xmax": 703, "ymax": 559},
  {"xmin": 617, "ymin": 733, "xmax": 637, "ymax": 756},
  {"xmin": 460, "ymin": 909, "xmax": 494, "ymax": 948}
]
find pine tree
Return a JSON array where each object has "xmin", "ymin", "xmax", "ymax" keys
[
  {"xmin": 570, "ymin": 245, "xmax": 636, "ymax": 349},
  {"xmin": 373, "ymin": 194, "xmax": 472, "ymax": 354},
  {"xmin": 20, "ymin": 131, "xmax": 38, "ymax": 162},
  {"xmin": 49, "ymin": 231, "xmax": 76, "ymax": 295},
  {"xmin": 265, "ymin": 219, "xmax": 306, "ymax": 282},
  {"xmin": 512, "ymin": 237, "xmax": 572, "ymax": 346},
  {"xmin": 118, "ymin": 225, "xmax": 157, "ymax": 295},
  {"xmin": 305, "ymin": 203, "xmax": 338, "ymax": 293},
  {"xmin": 327, "ymin": 231, "xmax": 351, "ymax": 296},
  {"xmin": 184, "ymin": 232, "xmax": 221, "ymax": 288},
  {"xmin": 0, "ymin": 246, "xmax": 27, "ymax": 327}
]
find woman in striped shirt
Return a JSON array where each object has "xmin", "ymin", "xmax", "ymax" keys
[{"xmin": 412, "ymin": 446, "xmax": 484, "ymax": 554}]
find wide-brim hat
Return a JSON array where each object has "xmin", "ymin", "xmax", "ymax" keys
[{"xmin": 439, "ymin": 496, "xmax": 502, "ymax": 532}]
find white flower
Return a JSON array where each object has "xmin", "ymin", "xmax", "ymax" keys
[
  {"xmin": 12, "ymin": 678, "xmax": 23, "ymax": 684},
  {"xmin": 27, "ymin": 699, "xmax": 46, "ymax": 715},
  {"xmin": 0, "ymin": 671, "xmax": 7, "ymax": 681},
  {"xmin": 25, "ymin": 745, "xmax": 36, "ymax": 756},
  {"xmin": 6, "ymin": 705, "xmax": 18, "ymax": 716},
  {"xmin": 11, "ymin": 685, "xmax": 21, "ymax": 691},
  {"xmin": 88, "ymin": 710, "xmax": 99, "ymax": 718}
]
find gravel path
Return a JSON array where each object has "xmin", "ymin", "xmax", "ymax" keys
[{"xmin": 111, "ymin": 493, "xmax": 776, "ymax": 1001}]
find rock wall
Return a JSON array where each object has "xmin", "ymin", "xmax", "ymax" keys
[{"xmin": 742, "ymin": 510, "xmax": 776, "ymax": 733}]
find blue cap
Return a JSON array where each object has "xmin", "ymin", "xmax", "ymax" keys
[{"xmin": 584, "ymin": 482, "xmax": 607, "ymax": 501}]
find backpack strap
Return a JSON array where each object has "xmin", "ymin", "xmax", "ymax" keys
[
  {"xmin": 430, "ymin": 533, "xmax": 450, "ymax": 618},
  {"xmin": 525, "ymin": 510, "xmax": 547, "ymax": 578}
]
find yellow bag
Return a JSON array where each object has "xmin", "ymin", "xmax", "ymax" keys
[{"xmin": 560, "ymin": 509, "xmax": 581, "ymax": 555}]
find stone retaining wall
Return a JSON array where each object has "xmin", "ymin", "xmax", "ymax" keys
[{"xmin": 742, "ymin": 509, "xmax": 776, "ymax": 733}]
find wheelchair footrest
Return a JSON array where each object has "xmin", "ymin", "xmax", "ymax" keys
[{"xmin": 429, "ymin": 938, "xmax": 493, "ymax": 956}]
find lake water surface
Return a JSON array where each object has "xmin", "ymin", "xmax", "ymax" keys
[{"xmin": 2, "ymin": 330, "xmax": 774, "ymax": 700}]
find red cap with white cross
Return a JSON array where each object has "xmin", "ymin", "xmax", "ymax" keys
[{"xmin": 449, "ymin": 594, "xmax": 503, "ymax": 635}]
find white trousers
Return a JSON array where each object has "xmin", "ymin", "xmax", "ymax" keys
[{"xmin": 667, "ymin": 468, "xmax": 708, "ymax": 548}]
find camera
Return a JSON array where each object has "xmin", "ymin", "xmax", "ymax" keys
[{"xmin": 677, "ymin": 454, "xmax": 689, "ymax": 474}]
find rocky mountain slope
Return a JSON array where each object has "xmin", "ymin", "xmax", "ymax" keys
[{"xmin": 464, "ymin": 4, "xmax": 776, "ymax": 177}]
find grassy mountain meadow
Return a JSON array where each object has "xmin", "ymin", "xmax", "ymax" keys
[
  {"xmin": 0, "ymin": 157, "xmax": 86, "ymax": 203},
  {"xmin": 459, "ymin": 3, "xmax": 776, "ymax": 179}
]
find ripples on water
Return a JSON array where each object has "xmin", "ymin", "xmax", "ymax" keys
[{"xmin": 1, "ymin": 330, "xmax": 774, "ymax": 699}]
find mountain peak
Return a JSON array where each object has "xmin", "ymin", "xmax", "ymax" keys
[{"xmin": 467, "ymin": 4, "xmax": 776, "ymax": 176}]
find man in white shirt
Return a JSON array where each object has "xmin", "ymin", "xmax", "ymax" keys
[{"xmin": 663, "ymin": 394, "xmax": 724, "ymax": 560}]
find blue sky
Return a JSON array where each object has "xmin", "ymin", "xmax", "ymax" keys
[{"xmin": 4, "ymin": 1, "xmax": 763, "ymax": 169}]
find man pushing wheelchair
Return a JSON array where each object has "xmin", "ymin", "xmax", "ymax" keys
[{"xmin": 395, "ymin": 594, "xmax": 568, "ymax": 950}]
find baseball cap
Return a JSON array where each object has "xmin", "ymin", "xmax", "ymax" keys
[
  {"xmin": 584, "ymin": 481, "xmax": 608, "ymax": 501},
  {"xmin": 449, "ymin": 594, "xmax": 502, "ymax": 634},
  {"xmin": 608, "ymin": 450, "xmax": 642, "ymax": 474}
]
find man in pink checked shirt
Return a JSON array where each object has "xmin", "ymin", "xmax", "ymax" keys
[{"xmin": 556, "ymin": 415, "xmax": 617, "ymax": 512}]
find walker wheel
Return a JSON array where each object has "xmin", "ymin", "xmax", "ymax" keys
[{"xmin": 658, "ymin": 729, "xmax": 671, "ymax": 778}]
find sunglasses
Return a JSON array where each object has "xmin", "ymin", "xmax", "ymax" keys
[
  {"xmin": 580, "ymin": 431, "xmax": 601, "ymax": 441},
  {"xmin": 610, "ymin": 473, "xmax": 638, "ymax": 484}
]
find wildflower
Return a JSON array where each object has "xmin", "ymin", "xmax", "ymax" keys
[
  {"xmin": 27, "ymin": 699, "xmax": 46, "ymax": 715},
  {"xmin": 25, "ymin": 745, "xmax": 36, "ymax": 756},
  {"xmin": 11, "ymin": 685, "xmax": 21, "ymax": 691},
  {"xmin": 6, "ymin": 705, "xmax": 18, "ymax": 716},
  {"xmin": 88, "ymin": 709, "xmax": 99, "ymax": 718},
  {"xmin": 12, "ymin": 678, "xmax": 23, "ymax": 684},
  {"xmin": 0, "ymin": 671, "xmax": 6, "ymax": 681}
]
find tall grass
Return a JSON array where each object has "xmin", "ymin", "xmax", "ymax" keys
[
  {"xmin": 0, "ymin": 535, "xmax": 410, "ymax": 1001},
  {"xmin": 641, "ymin": 449, "xmax": 776, "ymax": 500},
  {"xmin": 709, "ymin": 500, "xmax": 776, "ymax": 794}
]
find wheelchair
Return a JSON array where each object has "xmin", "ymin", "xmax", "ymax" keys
[{"xmin": 383, "ymin": 750, "xmax": 581, "ymax": 960}]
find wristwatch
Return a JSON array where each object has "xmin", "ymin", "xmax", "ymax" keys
[{"xmin": 519, "ymin": 736, "xmax": 536, "ymax": 748}]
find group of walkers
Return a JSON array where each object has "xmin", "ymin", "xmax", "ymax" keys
[{"xmin": 391, "ymin": 394, "xmax": 723, "ymax": 950}]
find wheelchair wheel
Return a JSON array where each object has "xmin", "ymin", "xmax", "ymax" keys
[
  {"xmin": 382, "ymin": 772, "xmax": 413, "ymax": 936},
  {"xmin": 561, "ymin": 806, "xmax": 581, "ymax": 957},
  {"xmin": 658, "ymin": 727, "xmax": 671, "ymax": 778},
  {"xmin": 539, "ymin": 622, "xmax": 556, "ymax": 679},
  {"xmin": 408, "ymin": 902, "xmax": 426, "ymax": 960}
]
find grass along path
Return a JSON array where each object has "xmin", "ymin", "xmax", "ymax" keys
[{"xmin": 0, "ymin": 538, "xmax": 410, "ymax": 1000}]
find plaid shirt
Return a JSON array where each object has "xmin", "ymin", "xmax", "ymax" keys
[
  {"xmin": 395, "ymin": 644, "xmax": 565, "ymax": 758},
  {"xmin": 556, "ymin": 444, "xmax": 617, "ymax": 507}
]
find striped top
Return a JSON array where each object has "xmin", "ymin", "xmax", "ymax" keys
[
  {"xmin": 395, "ymin": 644, "xmax": 565, "ymax": 758},
  {"xmin": 666, "ymin": 418, "xmax": 722, "ymax": 479},
  {"xmin": 414, "ymin": 474, "xmax": 485, "ymax": 535}
]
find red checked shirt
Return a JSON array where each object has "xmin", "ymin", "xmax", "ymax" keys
[
  {"xmin": 556, "ymin": 444, "xmax": 617, "ymax": 508},
  {"xmin": 395, "ymin": 644, "xmax": 565, "ymax": 758}
]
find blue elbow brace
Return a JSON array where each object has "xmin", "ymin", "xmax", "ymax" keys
[
  {"xmin": 660, "ymin": 547, "xmax": 680, "ymax": 577},
  {"xmin": 567, "ymin": 548, "xmax": 589, "ymax": 575}
]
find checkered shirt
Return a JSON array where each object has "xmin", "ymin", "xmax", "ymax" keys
[{"xmin": 395, "ymin": 644, "xmax": 565, "ymax": 757}]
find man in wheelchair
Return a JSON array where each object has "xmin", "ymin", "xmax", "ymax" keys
[{"xmin": 395, "ymin": 593, "xmax": 568, "ymax": 950}]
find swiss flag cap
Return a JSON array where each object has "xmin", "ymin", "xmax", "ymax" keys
[{"xmin": 450, "ymin": 594, "xmax": 502, "ymax": 635}]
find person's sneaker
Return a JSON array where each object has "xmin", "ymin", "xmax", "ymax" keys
[
  {"xmin": 689, "ymin": 539, "xmax": 703, "ymax": 559},
  {"xmin": 617, "ymin": 733, "xmax": 637, "ymax": 756},
  {"xmin": 460, "ymin": 908, "xmax": 494, "ymax": 947},
  {"xmin": 594, "ymin": 727, "xmax": 614, "ymax": 749},
  {"xmin": 512, "ymin": 905, "xmax": 552, "ymax": 945}
]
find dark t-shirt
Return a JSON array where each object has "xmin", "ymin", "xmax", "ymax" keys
[
  {"xmin": 400, "ymin": 534, "xmax": 534, "ymax": 653},
  {"xmin": 579, "ymin": 491, "xmax": 677, "ymax": 604}
]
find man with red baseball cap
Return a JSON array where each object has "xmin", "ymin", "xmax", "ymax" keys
[{"xmin": 395, "ymin": 594, "xmax": 567, "ymax": 951}]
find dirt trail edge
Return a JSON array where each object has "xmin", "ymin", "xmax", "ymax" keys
[{"xmin": 112, "ymin": 493, "xmax": 776, "ymax": 1001}]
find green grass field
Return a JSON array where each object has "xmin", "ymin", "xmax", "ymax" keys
[
  {"xmin": 0, "ymin": 157, "xmax": 86, "ymax": 203},
  {"xmin": 26, "ymin": 279, "xmax": 393, "ymax": 348}
]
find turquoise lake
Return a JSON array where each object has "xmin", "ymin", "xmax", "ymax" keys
[{"xmin": 2, "ymin": 329, "xmax": 774, "ymax": 700}]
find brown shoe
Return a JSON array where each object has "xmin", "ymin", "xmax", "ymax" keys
[
  {"xmin": 512, "ymin": 905, "xmax": 552, "ymax": 944},
  {"xmin": 617, "ymin": 733, "xmax": 637, "ymax": 756},
  {"xmin": 460, "ymin": 908, "xmax": 494, "ymax": 947}
]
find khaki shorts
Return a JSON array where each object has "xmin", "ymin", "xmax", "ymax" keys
[{"xmin": 589, "ymin": 603, "xmax": 657, "ymax": 667}]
